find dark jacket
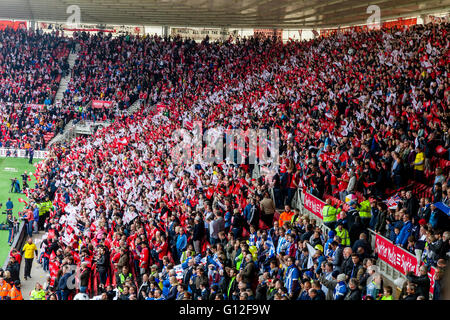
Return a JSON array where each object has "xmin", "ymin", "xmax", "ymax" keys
[
  {"xmin": 405, "ymin": 197, "xmax": 419, "ymax": 218},
  {"xmin": 300, "ymin": 231, "xmax": 314, "ymax": 242},
  {"xmin": 403, "ymin": 293, "xmax": 418, "ymax": 300},
  {"xmin": 138, "ymin": 282, "xmax": 150, "ymax": 300},
  {"xmin": 417, "ymin": 206, "xmax": 431, "ymax": 222},
  {"xmin": 255, "ymin": 283, "xmax": 267, "ymax": 300},
  {"xmin": 96, "ymin": 254, "xmax": 108, "ymax": 273},
  {"xmin": 231, "ymin": 213, "xmax": 245, "ymax": 230},
  {"xmin": 227, "ymin": 277, "xmax": 238, "ymax": 300},
  {"xmin": 182, "ymin": 266, "xmax": 194, "ymax": 285},
  {"xmin": 117, "ymin": 252, "xmax": 129, "ymax": 269},
  {"xmin": 79, "ymin": 268, "xmax": 90, "ymax": 287},
  {"xmin": 349, "ymin": 221, "xmax": 365, "ymax": 246},
  {"xmin": 241, "ymin": 261, "xmax": 256, "ymax": 284},
  {"xmin": 407, "ymin": 273, "xmax": 430, "ymax": 300},
  {"xmin": 346, "ymin": 262, "xmax": 363, "ymax": 280},
  {"xmin": 332, "ymin": 246, "xmax": 344, "ymax": 268},
  {"xmin": 193, "ymin": 222, "xmax": 205, "ymax": 241},
  {"xmin": 195, "ymin": 274, "xmax": 209, "ymax": 291},
  {"xmin": 316, "ymin": 289, "xmax": 326, "ymax": 300},
  {"xmin": 57, "ymin": 272, "xmax": 72, "ymax": 292},
  {"xmin": 341, "ymin": 257, "xmax": 353, "ymax": 276},
  {"xmin": 375, "ymin": 210, "xmax": 387, "ymax": 235},
  {"xmin": 344, "ymin": 288, "xmax": 362, "ymax": 300},
  {"xmin": 6, "ymin": 262, "xmax": 20, "ymax": 282},
  {"xmin": 166, "ymin": 285, "xmax": 178, "ymax": 300},
  {"xmin": 266, "ymin": 287, "xmax": 277, "ymax": 300},
  {"xmin": 352, "ymin": 239, "xmax": 372, "ymax": 256}
]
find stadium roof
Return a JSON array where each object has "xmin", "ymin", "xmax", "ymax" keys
[{"xmin": 0, "ymin": 0, "xmax": 449, "ymax": 28}]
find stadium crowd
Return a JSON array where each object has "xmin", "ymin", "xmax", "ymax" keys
[
  {"xmin": 60, "ymin": 32, "xmax": 149, "ymax": 117},
  {"xmin": 1, "ymin": 22, "xmax": 449, "ymax": 301},
  {"xmin": 0, "ymin": 28, "xmax": 73, "ymax": 150}
]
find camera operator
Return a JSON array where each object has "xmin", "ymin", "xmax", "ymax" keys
[
  {"xmin": 12, "ymin": 178, "xmax": 21, "ymax": 193},
  {"xmin": 9, "ymin": 178, "xmax": 16, "ymax": 193},
  {"xmin": 21, "ymin": 171, "xmax": 29, "ymax": 190}
]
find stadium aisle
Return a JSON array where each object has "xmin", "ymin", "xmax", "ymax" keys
[{"xmin": 19, "ymin": 232, "xmax": 48, "ymax": 300}]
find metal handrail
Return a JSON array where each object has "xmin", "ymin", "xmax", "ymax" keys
[
  {"xmin": 2, "ymin": 221, "xmax": 27, "ymax": 270},
  {"xmin": 287, "ymin": 188, "xmax": 432, "ymax": 298}
]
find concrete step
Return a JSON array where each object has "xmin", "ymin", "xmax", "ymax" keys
[
  {"xmin": 20, "ymin": 232, "xmax": 50, "ymax": 300},
  {"xmin": 55, "ymin": 51, "xmax": 79, "ymax": 102}
]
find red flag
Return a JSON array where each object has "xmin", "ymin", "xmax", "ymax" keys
[
  {"xmin": 435, "ymin": 145, "xmax": 447, "ymax": 155},
  {"xmin": 363, "ymin": 181, "xmax": 376, "ymax": 188},
  {"xmin": 258, "ymin": 219, "xmax": 269, "ymax": 230},
  {"xmin": 18, "ymin": 198, "xmax": 28, "ymax": 205},
  {"xmin": 206, "ymin": 187, "xmax": 214, "ymax": 199},
  {"xmin": 339, "ymin": 152, "xmax": 349, "ymax": 163}
]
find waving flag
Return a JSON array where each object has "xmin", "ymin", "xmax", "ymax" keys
[
  {"xmin": 18, "ymin": 198, "xmax": 28, "ymax": 205},
  {"xmin": 306, "ymin": 243, "xmax": 316, "ymax": 269},
  {"xmin": 174, "ymin": 264, "xmax": 184, "ymax": 280},
  {"xmin": 265, "ymin": 233, "xmax": 275, "ymax": 258},
  {"xmin": 435, "ymin": 145, "xmax": 447, "ymax": 156},
  {"xmin": 433, "ymin": 202, "xmax": 450, "ymax": 216},
  {"xmin": 384, "ymin": 193, "xmax": 401, "ymax": 209},
  {"xmin": 123, "ymin": 209, "xmax": 138, "ymax": 224},
  {"xmin": 363, "ymin": 181, "xmax": 376, "ymax": 188}
]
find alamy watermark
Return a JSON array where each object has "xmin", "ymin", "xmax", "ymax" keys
[
  {"xmin": 66, "ymin": 5, "xmax": 81, "ymax": 27},
  {"xmin": 366, "ymin": 5, "xmax": 381, "ymax": 30},
  {"xmin": 171, "ymin": 121, "xmax": 280, "ymax": 167}
]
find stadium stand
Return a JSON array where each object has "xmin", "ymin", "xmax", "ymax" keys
[{"xmin": 1, "ymin": 21, "xmax": 449, "ymax": 301}]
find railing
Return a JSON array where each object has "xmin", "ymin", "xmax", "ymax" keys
[
  {"xmin": 269, "ymin": 187, "xmax": 435, "ymax": 299},
  {"xmin": 0, "ymin": 148, "xmax": 49, "ymax": 159},
  {"xmin": 2, "ymin": 221, "xmax": 27, "ymax": 270},
  {"xmin": 48, "ymin": 119, "xmax": 76, "ymax": 146},
  {"xmin": 128, "ymin": 98, "xmax": 144, "ymax": 115},
  {"xmin": 367, "ymin": 229, "xmax": 408, "ymax": 286},
  {"xmin": 251, "ymin": 164, "xmax": 261, "ymax": 180}
]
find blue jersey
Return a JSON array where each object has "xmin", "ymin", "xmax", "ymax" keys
[
  {"xmin": 333, "ymin": 281, "xmax": 347, "ymax": 300},
  {"xmin": 276, "ymin": 236, "xmax": 288, "ymax": 255},
  {"xmin": 285, "ymin": 265, "xmax": 300, "ymax": 295}
]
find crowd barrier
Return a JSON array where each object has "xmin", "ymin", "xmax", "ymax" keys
[
  {"xmin": 270, "ymin": 187, "xmax": 436, "ymax": 298},
  {"xmin": 2, "ymin": 221, "xmax": 27, "ymax": 270},
  {"xmin": 0, "ymin": 148, "xmax": 49, "ymax": 159}
]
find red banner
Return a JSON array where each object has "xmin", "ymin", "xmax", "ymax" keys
[
  {"xmin": 26, "ymin": 104, "xmax": 46, "ymax": 111},
  {"xmin": 320, "ymin": 18, "xmax": 417, "ymax": 37},
  {"xmin": 428, "ymin": 266, "xmax": 437, "ymax": 295},
  {"xmin": 92, "ymin": 100, "xmax": 113, "ymax": 109},
  {"xmin": 0, "ymin": 20, "xmax": 27, "ymax": 31},
  {"xmin": 382, "ymin": 18, "xmax": 417, "ymax": 29},
  {"xmin": 375, "ymin": 234, "xmax": 418, "ymax": 275},
  {"xmin": 253, "ymin": 29, "xmax": 283, "ymax": 40},
  {"xmin": 303, "ymin": 192, "xmax": 324, "ymax": 219}
]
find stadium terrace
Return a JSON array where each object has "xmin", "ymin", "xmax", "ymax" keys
[{"xmin": 0, "ymin": 18, "xmax": 448, "ymax": 303}]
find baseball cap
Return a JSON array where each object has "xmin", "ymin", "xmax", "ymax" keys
[{"xmin": 314, "ymin": 244, "xmax": 323, "ymax": 252}]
